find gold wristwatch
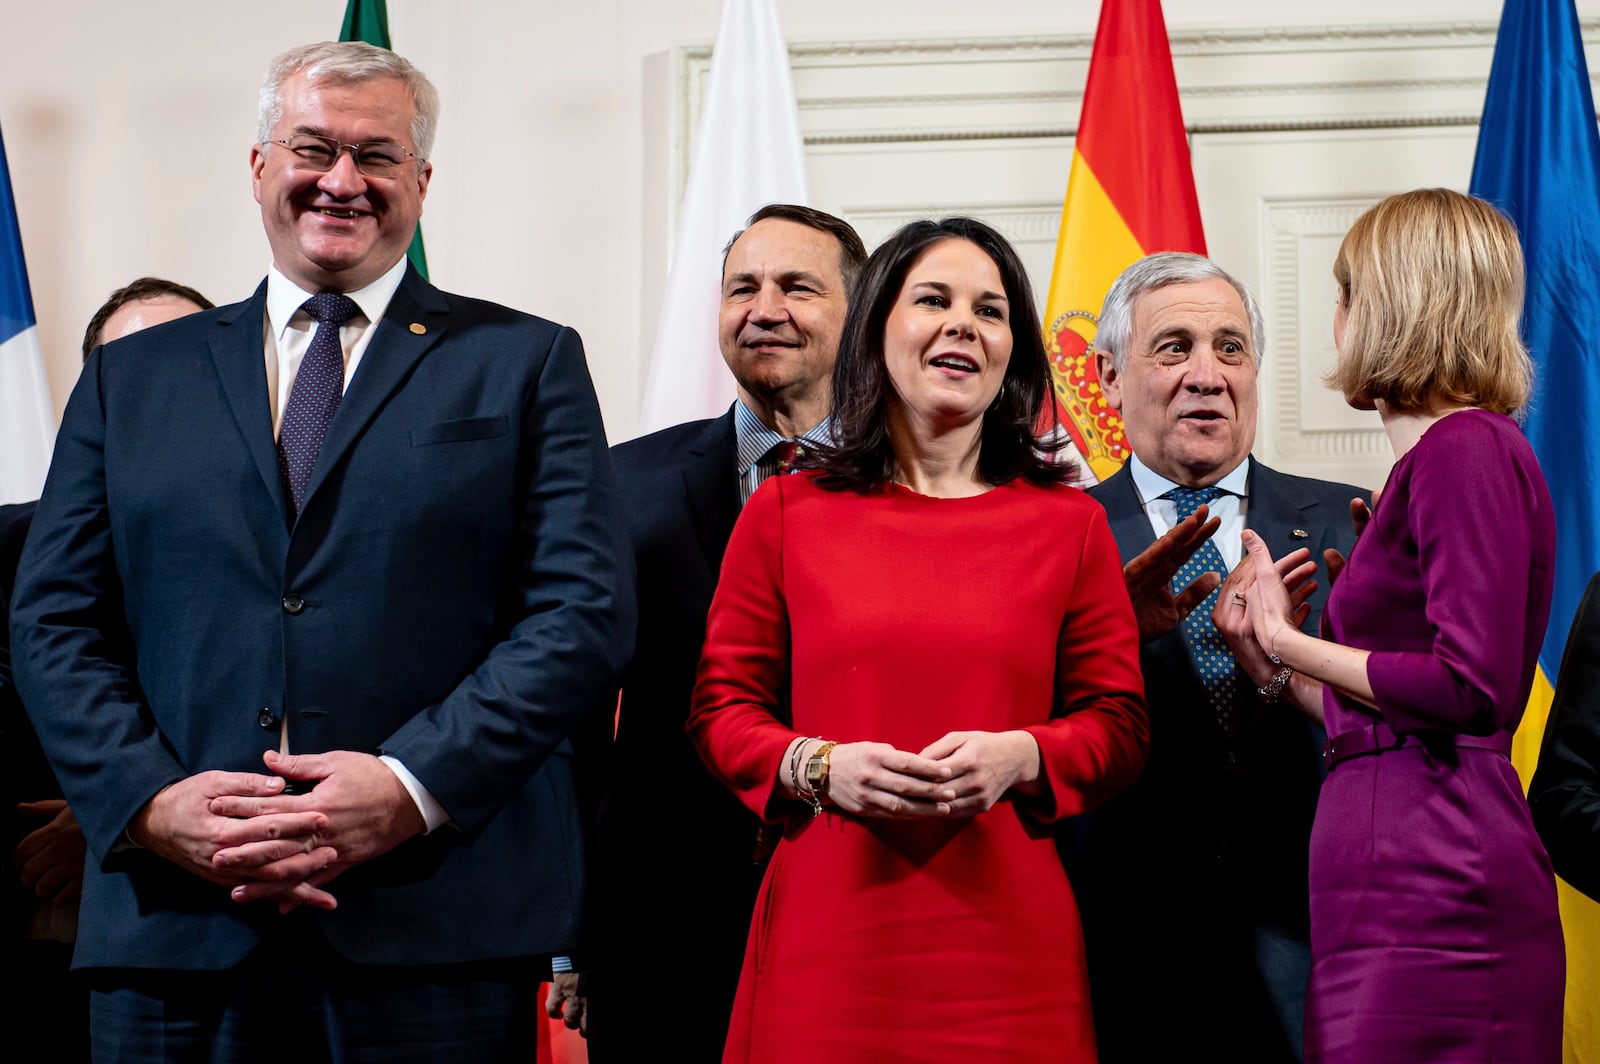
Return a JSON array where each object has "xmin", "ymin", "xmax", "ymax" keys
[{"xmin": 803, "ymin": 741, "xmax": 839, "ymax": 808}]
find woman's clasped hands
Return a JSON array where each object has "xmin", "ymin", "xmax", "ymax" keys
[{"xmin": 819, "ymin": 731, "xmax": 1042, "ymax": 819}]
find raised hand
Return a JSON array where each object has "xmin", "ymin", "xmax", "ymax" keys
[
  {"xmin": 1213, "ymin": 546, "xmax": 1315, "ymax": 685},
  {"xmin": 1324, "ymin": 491, "xmax": 1377, "ymax": 588},
  {"xmin": 1123, "ymin": 504, "xmax": 1224, "ymax": 642}
]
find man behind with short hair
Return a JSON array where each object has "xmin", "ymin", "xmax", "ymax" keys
[
  {"xmin": 582, "ymin": 204, "xmax": 866, "ymax": 1062},
  {"xmin": 81, "ymin": 277, "xmax": 214, "ymax": 360},
  {"xmin": 11, "ymin": 42, "xmax": 633, "ymax": 1059},
  {"xmin": 5, "ymin": 276, "xmax": 212, "ymax": 1064},
  {"xmin": 1063, "ymin": 252, "xmax": 1366, "ymax": 1063}
]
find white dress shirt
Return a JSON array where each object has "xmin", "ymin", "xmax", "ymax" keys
[
  {"xmin": 1126, "ymin": 454, "xmax": 1252, "ymax": 572},
  {"xmin": 262, "ymin": 257, "xmax": 447, "ymax": 833},
  {"xmin": 733, "ymin": 399, "xmax": 834, "ymax": 506}
]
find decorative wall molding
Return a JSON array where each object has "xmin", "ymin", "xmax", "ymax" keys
[
  {"xmin": 1263, "ymin": 200, "xmax": 1391, "ymax": 464},
  {"xmin": 670, "ymin": 18, "xmax": 1600, "ymax": 205},
  {"xmin": 848, "ymin": 205, "xmax": 1060, "ymax": 251}
]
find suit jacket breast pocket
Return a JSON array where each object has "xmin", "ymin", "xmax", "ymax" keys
[{"xmin": 410, "ymin": 415, "xmax": 512, "ymax": 447}]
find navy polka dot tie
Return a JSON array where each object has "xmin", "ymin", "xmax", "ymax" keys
[
  {"xmin": 277, "ymin": 293, "xmax": 360, "ymax": 513},
  {"xmin": 1165, "ymin": 485, "xmax": 1239, "ymax": 728}
]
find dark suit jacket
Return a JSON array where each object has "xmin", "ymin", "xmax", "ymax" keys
[
  {"xmin": 9, "ymin": 267, "xmax": 635, "ymax": 971},
  {"xmin": 1066, "ymin": 459, "xmax": 1363, "ymax": 1062},
  {"xmin": 1530, "ymin": 570, "xmax": 1600, "ymax": 903},
  {"xmin": 584, "ymin": 409, "xmax": 761, "ymax": 1062}
]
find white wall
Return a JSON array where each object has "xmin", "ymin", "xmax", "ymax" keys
[{"xmin": 1, "ymin": 0, "xmax": 1590, "ymax": 441}]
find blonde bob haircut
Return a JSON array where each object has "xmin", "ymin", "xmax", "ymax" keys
[{"xmin": 1330, "ymin": 188, "xmax": 1531, "ymax": 414}]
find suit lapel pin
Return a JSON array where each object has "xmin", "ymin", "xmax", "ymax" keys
[
  {"xmin": 409, "ymin": 322, "xmax": 427, "ymax": 335},
  {"xmin": 1292, "ymin": 529, "xmax": 1309, "ymax": 539}
]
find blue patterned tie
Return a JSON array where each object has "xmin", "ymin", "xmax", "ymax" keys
[
  {"xmin": 277, "ymin": 293, "xmax": 360, "ymax": 513},
  {"xmin": 1165, "ymin": 485, "xmax": 1239, "ymax": 728}
]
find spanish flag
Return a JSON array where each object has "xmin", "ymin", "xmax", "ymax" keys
[{"xmin": 1044, "ymin": 0, "xmax": 1205, "ymax": 483}]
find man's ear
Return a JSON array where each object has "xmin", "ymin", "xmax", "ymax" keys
[
  {"xmin": 250, "ymin": 143, "xmax": 267, "ymax": 205},
  {"xmin": 1096, "ymin": 349, "xmax": 1123, "ymax": 412}
]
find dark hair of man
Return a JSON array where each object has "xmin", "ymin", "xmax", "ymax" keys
[
  {"xmin": 721, "ymin": 203, "xmax": 869, "ymax": 293},
  {"xmin": 813, "ymin": 216, "xmax": 1077, "ymax": 491},
  {"xmin": 82, "ymin": 277, "xmax": 215, "ymax": 361}
]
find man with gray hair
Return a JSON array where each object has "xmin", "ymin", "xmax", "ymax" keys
[
  {"xmin": 11, "ymin": 41, "xmax": 633, "ymax": 1058},
  {"xmin": 1060, "ymin": 252, "xmax": 1365, "ymax": 1063}
]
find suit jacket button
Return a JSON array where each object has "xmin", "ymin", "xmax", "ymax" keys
[
  {"xmin": 283, "ymin": 594, "xmax": 305, "ymax": 614},
  {"xmin": 257, "ymin": 707, "xmax": 279, "ymax": 729}
]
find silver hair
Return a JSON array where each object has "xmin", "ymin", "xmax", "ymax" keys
[
  {"xmin": 257, "ymin": 41, "xmax": 440, "ymax": 160},
  {"xmin": 1095, "ymin": 252, "xmax": 1265, "ymax": 373}
]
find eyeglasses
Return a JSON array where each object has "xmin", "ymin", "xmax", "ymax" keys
[{"xmin": 270, "ymin": 134, "xmax": 421, "ymax": 177}]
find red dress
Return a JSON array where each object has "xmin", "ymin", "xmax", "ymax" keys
[{"xmin": 688, "ymin": 474, "xmax": 1148, "ymax": 1063}]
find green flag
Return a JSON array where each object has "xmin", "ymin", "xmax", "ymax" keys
[{"xmin": 340, "ymin": 0, "xmax": 428, "ymax": 278}]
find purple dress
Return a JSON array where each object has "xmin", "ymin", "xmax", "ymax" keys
[{"xmin": 1311, "ymin": 410, "xmax": 1564, "ymax": 1063}]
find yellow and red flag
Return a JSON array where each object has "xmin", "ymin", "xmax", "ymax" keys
[{"xmin": 1045, "ymin": 0, "xmax": 1205, "ymax": 483}]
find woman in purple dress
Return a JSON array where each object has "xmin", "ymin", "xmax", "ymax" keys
[{"xmin": 1223, "ymin": 188, "xmax": 1564, "ymax": 1062}]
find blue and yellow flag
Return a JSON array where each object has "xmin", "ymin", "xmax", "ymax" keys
[{"xmin": 1470, "ymin": 1, "xmax": 1600, "ymax": 1059}]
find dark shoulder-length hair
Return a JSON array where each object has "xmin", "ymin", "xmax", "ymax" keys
[{"xmin": 814, "ymin": 217, "xmax": 1077, "ymax": 490}]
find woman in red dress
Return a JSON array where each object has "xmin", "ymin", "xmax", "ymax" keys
[{"xmin": 688, "ymin": 217, "xmax": 1149, "ymax": 1063}]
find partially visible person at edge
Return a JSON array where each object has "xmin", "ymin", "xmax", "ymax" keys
[
  {"xmin": 688, "ymin": 216, "xmax": 1149, "ymax": 1062},
  {"xmin": 1530, "ymin": 570, "xmax": 1600, "ymax": 905},
  {"xmin": 5, "ymin": 275, "xmax": 213, "ymax": 1064},
  {"xmin": 80, "ymin": 276, "xmax": 216, "ymax": 359},
  {"xmin": 1227, "ymin": 187, "xmax": 1562, "ymax": 1062}
]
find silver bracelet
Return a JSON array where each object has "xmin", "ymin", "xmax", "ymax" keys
[
  {"xmin": 788, "ymin": 735, "xmax": 821, "ymax": 802},
  {"xmin": 1257, "ymin": 665, "xmax": 1294, "ymax": 704}
]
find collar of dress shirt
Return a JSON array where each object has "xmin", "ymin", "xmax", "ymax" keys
[
  {"xmin": 265, "ymin": 255, "xmax": 409, "ymax": 344},
  {"xmin": 733, "ymin": 399, "xmax": 834, "ymax": 477},
  {"xmin": 1128, "ymin": 452, "xmax": 1252, "ymax": 508}
]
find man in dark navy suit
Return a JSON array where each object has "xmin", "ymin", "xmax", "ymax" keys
[
  {"xmin": 582, "ymin": 204, "xmax": 866, "ymax": 1062},
  {"xmin": 1064, "ymin": 252, "xmax": 1365, "ymax": 1064},
  {"xmin": 10, "ymin": 42, "xmax": 632, "ymax": 1061}
]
